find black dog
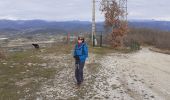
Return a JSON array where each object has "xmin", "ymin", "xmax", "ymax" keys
[{"xmin": 32, "ymin": 44, "xmax": 40, "ymax": 49}]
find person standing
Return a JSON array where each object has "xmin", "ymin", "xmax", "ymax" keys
[{"xmin": 73, "ymin": 36, "xmax": 88, "ymax": 86}]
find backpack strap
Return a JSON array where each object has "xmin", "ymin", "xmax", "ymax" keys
[{"xmin": 82, "ymin": 43, "xmax": 85, "ymax": 55}]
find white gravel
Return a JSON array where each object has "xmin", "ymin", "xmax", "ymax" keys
[{"xmin": 37, "ymin": 47, "xmax": 170, "ymax": 100}]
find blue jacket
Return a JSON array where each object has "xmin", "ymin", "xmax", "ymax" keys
[{"xmin": 73, "ymin": 42, "xmax": 88, "ymax": 62}]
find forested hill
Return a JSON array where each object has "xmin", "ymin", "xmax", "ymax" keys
[{"xmin": 0, "ymin": 19, "xmax": 170, "ymax": 35}]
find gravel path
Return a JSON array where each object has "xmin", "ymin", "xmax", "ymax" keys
[{"xmin": 37, "ymin": 47, "xmax": 170, "ymax": 100}]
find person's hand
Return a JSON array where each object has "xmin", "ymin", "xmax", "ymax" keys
[{"xmin": 74, "ymin": 56, "xmax": 79, "ymax": 60}]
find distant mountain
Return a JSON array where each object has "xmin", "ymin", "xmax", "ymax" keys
[
  {"xmin": 129, "ymin": 20, "xmax": 170, "ymax": 31},
  {"xmin": 0, "ymin": 19, "xmax": 170, "ymax": 36},
  {"xmin": 0, "ymin": 20, "xmax": 90, "ymax": 33}
]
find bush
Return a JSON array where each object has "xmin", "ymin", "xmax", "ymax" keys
[
  {"xmin": 123, "ymin": 38, "xmax": 140, "ymax": 50},
  {"xmin": 125, "ymin": 27, "xmax": 170, "ymax": 50},
  {"xmin": 130, "ymin": 40, "xmax": 140, "ymax": 50}
]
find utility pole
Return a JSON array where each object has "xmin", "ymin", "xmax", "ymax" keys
[{"xmin": 92, "ymin": 0, "xmax": 96, "ymax": 46}]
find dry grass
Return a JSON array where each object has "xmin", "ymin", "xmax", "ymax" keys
[
  {"xmin": 0, "ymin": 44, "xmax": 73, "ymax": 100},
  {"xmin": 0, "ymin": 49, "xmax": 7, "ymax": 60},
  {"xmin": 0, "ymin": 43, "xmax": 137, "ymax": 99},
  {"xmin": 88, "ymin": 45, "xmax": 133, "ymax": 55},
  {"xmin": 149, "ymin": 47, "xmax": 170, "ymax": 55}
]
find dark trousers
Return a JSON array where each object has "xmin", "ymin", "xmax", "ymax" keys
[{"xmin": 75, "ymin": 60, "xmax": 85, "ymax": 84}]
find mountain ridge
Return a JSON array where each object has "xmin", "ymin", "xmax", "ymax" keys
[{"xmin": 0, "ymin": 19, "xmax": 170, "ymax": 36}]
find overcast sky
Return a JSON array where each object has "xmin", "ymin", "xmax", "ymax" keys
[{"xmin": 0, "ymin": 0, "xmax": 170, "ymax": 21}]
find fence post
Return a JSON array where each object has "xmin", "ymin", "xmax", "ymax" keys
[
  {"xmin": 100, "ymin": 32, "xmax": 103, "ymax": 47},
  {"xmin": 67, "ymin": 33, "xmax": 70, "ymax": 44},
  {"xmin": 93, "ymin": 35, "xmax": 95, "ymax": 47}
]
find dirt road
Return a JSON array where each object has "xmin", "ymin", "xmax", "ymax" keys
[
  {"xmin": 97, "ymin": 47, "xmax": 170, "ymax": 100},
  {"xmin": 37, "ymin": 47, "xmax": 170, "ymax": 100}
]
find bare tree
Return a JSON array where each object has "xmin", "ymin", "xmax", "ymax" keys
[{"xmin": 101, "ymin": 0, "xmax": 128, "ymax": 47}]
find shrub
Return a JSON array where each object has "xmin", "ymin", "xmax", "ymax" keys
[{"xmin": 125, "ymin": 27, "xmax": 170, "ymax": 50}]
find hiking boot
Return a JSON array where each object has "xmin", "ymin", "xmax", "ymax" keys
[{"xmin": 77, "ymin": 82, "xmax": 81, "ymax": 85}]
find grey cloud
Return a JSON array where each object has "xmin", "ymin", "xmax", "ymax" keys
[
  {"xmin": 128, "ymin": 0, "xmax": 170, "ymax": 20},
  {"xmin": 0, "ymin": 0, "xmax": 170, "ymax": 21}
]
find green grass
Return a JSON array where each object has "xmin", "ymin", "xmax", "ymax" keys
[
  {"xmin": 0, "ymin": 43, "xmax": 136, "ymax": 99},
  {"xmin": 0, "ymin": 44, "xmax": 70, "ymax": 100},
  {"xmin": 42, "ymin": 43, "xmax": 73, "ymax": 54},
  {"xmin": 89, "ymin": 45, "xmax": 134, "ymax": 55}
]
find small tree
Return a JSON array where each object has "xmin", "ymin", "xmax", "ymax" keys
[{"xmin": 101, "ymin": 0, "xmax": 128, "ymax": 47}]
